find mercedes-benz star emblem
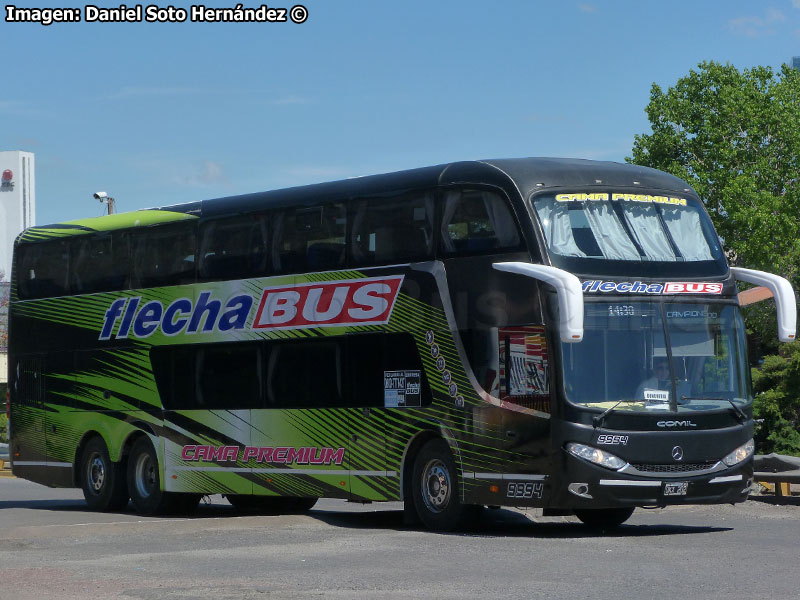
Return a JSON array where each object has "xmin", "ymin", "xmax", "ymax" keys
[{"xmin": 672, "ymin": 446, "xmax": 684, "ymax": 461}]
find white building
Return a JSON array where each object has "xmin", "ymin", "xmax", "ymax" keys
[{"xmin": 0, "ymin": 151, "xmax": 36, "ymax": 281}]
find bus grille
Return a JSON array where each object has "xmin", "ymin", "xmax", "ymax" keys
[{"xmin": 631, "ymin": 462, "xmax": 717, "ymax": 473}]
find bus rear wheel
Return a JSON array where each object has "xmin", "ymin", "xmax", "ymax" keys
[
  {"xmin": 574, "ymin": 507, "xmax": 635, "ymax": 528},
  {"xmin": 79, "ymin": 437, "xmax": 129, "ymax": 511},
  {"xmin": 412, "ymin": 439, "xmax": 469, "ymax": 532},
  {"xmin": 127, "ymin": 436, "xmax": 183, "ymax": 515}
]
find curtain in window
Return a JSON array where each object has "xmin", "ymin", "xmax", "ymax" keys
[
  {"xmin": 661, "ymin": 206, "xmax": 713, "ymax": 261},
  {"xmin": 583, "ymin": 203, "xmax": 640, "ymax": 260},
  {"xmin": 481, "ymin": 191, "xmax": 520, "ymax": 247},
  {"xmin": 621, "ymin": 204, "xmax": 676, "ymax": 261},
  {"xmin": 536, "ymin": 201, "xmax": 585, "ymax": 257}
]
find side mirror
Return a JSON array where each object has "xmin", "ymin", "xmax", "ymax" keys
[
  {"xmin": 731, "ymin": 267, "xmax": 797, "ymax": 342},
  {"xmin": 492, "ymin": 262, "xmax": 583, "ymax": 343}
]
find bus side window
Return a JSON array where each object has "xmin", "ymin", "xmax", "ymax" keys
[
  {"xmin": 347, "ymin": 333, "xmax": 431, "ymax": 408},
  {"xmin": 150, "ymin": 346, "xmax": 195, "ymax": 410},
  {"xmin": 440, "ymin": 189, "xmax": 522, "ymax": 255},
  {"xmin": 132, "ymin": 223, "xmax": 197, "ymax": 288},
  {"xmin": 272, "ymin": 204, "xmax": 346, "ymax": 274},
  {"xmin": 70, "ymin": 233, "xmax": 130, "ymax": 294},
  {"xmin": 351, "ymin": 191, "xmax": 435, "ymax": 266},
  {"xmin": 17, "ymin": 240, "xmax": 70, "ymax": 299},
  {"xmin": 196, "ymin": 344, "xmax": 261, "ymax": 409},
  {"xmin": 198, "ymin": 214, "xmax": 269, "ymax": 282},
  {"xmin": 266, "ymin": 340, "xmax": 343, "ymax": 408}
]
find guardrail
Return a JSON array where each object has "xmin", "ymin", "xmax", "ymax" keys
[{"xmin": 754, "ymin": 453, "xmax": 800, "ymax": 497}]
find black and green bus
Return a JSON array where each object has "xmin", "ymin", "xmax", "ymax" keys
[{"xmin": 8, "ymin": 158, "xmax": 795, "ymax": 530}]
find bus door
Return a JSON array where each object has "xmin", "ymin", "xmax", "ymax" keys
[
  {"xmin": 11, "ymin": 356, "xmax": 48, "ymax": 480},
  {"xmin": 440, "ymin": 190, "xmax": 554, "ymax": 489}
]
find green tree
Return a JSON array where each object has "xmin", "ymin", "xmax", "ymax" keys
[
  {"xmin": 751, "ymin": 345, "xmax": 800, "ymax": 456},
  {"xmin": 629, "ymin": 61, "xmax": 800, "ymax": 290},
  {"xmin": 630, "ymin": 61, "xmax": 800, "ymax": 455}
]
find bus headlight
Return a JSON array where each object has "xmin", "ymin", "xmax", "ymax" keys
[
  {"xmin": 722, "ymin": 439, "xmax": 755, "ymax": 467},
  {"xmin": 566, "ymin": 443, "xmax": 628, "ymax": 470}
]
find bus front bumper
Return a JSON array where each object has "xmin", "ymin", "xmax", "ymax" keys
[{"xmin": 550, "ymin": 457, "xmax": 753, "ymax": 509}]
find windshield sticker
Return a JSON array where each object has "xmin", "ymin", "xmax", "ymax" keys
[
  {"xmin": 644, "ymin": 389, "xmax": 670, "ymax": 404},
  {"xmin": 582, "ymin": 281, "xmax": 723, "ymax": 295},
  {"xmin": 555, "ymin": 193, "xmax": 688, "ymax": 206}
]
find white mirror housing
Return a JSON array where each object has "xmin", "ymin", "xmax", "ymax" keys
[
  {"xmin": 731, "ymin": 267, "xmax": 797, "ymax": 342},
  {"xmin": 492, "ymin": 262, "xmax": 584, "ymax": 343}
]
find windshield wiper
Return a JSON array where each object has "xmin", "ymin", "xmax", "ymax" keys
[
  {"xmin": 680, "ymin": 396, "xmax": 748, "ymax": 422},
  {"xmin": 592, "ymin": 399, "xmax": 642, "ymax": 429}
]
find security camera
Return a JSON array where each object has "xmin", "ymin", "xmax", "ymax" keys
[{"xmin": 93, "ymin": 191, "xmax": 108, "ymax": 200}]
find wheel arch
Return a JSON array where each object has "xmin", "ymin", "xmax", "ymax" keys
[{"xmin": 399, "ymin": 421, "xmax": 464, "ymax": 502}]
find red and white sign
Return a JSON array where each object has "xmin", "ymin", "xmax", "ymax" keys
[
  {"xmin": 663, "ymin": 282, "xmax": 723, "ymax": 295},
  {"xmin": 253, "ymin": 275, "xmax": 404, "ymax": 330}
]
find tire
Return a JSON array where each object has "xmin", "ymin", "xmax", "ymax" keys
[
  {"xmin": 127, "ymin": 436, "xmax": 173, "ymax": 515},
  {"xmin": 412, "ymin": 438, "xmax": 470, "ymax": 532},
  {"xmin": 574, "ymin": 507, "xmax": 635, "ymax": 528},
  {"xmin": 79, "ymin": 436, "xmax": 129, "ymax": 512},
  {"xmin": 227, "ymin": 495, "xmax": 317, "ymax": 514}
]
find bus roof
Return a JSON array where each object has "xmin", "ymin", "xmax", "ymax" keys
[{"xmin": 18, "ymin": 158, "xmax": 696, "ymax": 243}]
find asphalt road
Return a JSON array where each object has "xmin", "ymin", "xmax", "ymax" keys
[{"xmin": 0, "ymin": 478, "xmax": 797, "ymax": 600}]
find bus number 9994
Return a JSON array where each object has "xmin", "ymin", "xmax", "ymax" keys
[{"xmin": 507, "ymin": 482, "xmax": 543, "ymax": 499}]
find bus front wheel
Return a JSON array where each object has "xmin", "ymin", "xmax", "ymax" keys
[
  {"xmin": 79, "ymin": 436, "xmax": 129, "ymax": 511},
  {"xmin": 574, "ymin": 507, "xmax": 635, "ymax": 528},
  {"xmin": 412, "ymin": 439, "xmax": 468, "ymax": 532}
]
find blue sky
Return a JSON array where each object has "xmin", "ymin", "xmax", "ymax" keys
[{"xmin": 3, "ymin": 0, "xmax": 800, "ymax": 225}]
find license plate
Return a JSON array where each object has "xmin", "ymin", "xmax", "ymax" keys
[{"xmin": 664, "ymin": 482, "xmax": 688, "ymax": 496}]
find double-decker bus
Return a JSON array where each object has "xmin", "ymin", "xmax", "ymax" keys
[{"xmin": 7, "ymin": 158, "xmax": 795, "ymax": 530}]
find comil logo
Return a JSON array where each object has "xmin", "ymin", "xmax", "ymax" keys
[{"xmin": 99, "ymin": 275, "xmax": 404, "ymax": 340}]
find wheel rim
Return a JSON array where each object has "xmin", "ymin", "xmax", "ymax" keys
[
  {"xmin": 86, "ymin": 452, "xmax": 105, "ymax": 495},
  {"xmin": 134, "ymin": 452, "xmax": 157, "ymax": 499},
  {"xmin": 421, "ymin": 458, "xmax": 451, "ymax": 514}
]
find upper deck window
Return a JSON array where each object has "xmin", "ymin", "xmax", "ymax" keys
[
  {"xmin": 351, "ymin": 191, "xmax": 434, "ymax": 266},
  {"xmin": 532, "ymin": 192, "xmax": 727, "ymax": 277},
  {"xmin": 18, "ymin": 240, "xmax": 70, "ymax": 299},
  {"xmin": 441, "ymin": 189, "xmax": 522, "ymax": 255}
]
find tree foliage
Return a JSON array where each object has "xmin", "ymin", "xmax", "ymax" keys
[
  {"xmin": 630, "ymin": 61, "xmax": 800, "ymax": 455},
  {"xmin": 629, "ymin": 61, "xmax": 800, "ymax": 286},
  {"xmin": 751, "ymin": 344, "xmax": 800, "ymax": 456}
]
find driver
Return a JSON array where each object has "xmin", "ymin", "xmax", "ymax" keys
[{"xmin": 636, "ymin": 357, "xmax": 671, "ymax": 400}]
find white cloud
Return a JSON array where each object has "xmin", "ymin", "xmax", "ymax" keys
[
  {"xmin": 728, "ymin": 8, "xmax": 785, "ymax": 37},
  {"xmin": 106, "ymin": 86, "xmax": 209, "ymax": 99},
  {"xmin": 793, "ymin": 0, "xmax": 800, "ymax": 9},
  {"xmin": 171, "ymin": 160, "xmax": 228, "ymax": 187},
  {"xmin": 578, "ymin": 3, "xmax": 597, "ymax": 13},
  {"xmin": 0, "ymin": 100, "xmax": 47, "ymax": 117}
]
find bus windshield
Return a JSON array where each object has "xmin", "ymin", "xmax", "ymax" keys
[
  {"xmin": 533, "ymin": 192, "xmax": 727, "ymax": 277},
  {"xmin": 560, "ymin": 301, "xmax": 750, "ymax": 412}
]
